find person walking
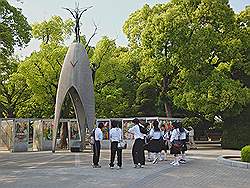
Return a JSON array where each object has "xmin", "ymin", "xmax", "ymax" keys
[
  {"xmin": 92, "ymin": 122, "xmax": 104, "ymax": 168},
  {"xmin": 109, "ymin": 121, "xmax": 123, "ymax": 169},
  {"xmin": 128, "ymin": 118, "xmax": 145, "ymax": 168}
]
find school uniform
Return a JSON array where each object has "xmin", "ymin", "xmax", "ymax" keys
[
  {"xmin": 148, "ymin": 129, "xmax": 162, "ymax": 153},
  {"xmin": 128, "ymin": 124, "xmax": 145, "ymax": 166},
  {"xmin": 109, "ymin": 128, "xmax": 122, "ymax": 168},
  {"xmin": 170, "ymin": 128, "xmax": 181, "ymax": 155},
  {"xmin": 179, "ymin": 128, "xmax": 188, "ymax": 153},
  {"xmin": 170, "ymin": 128, "xmax": 188, "ymax": 154},
  {"xmin": 93, "ymin": 127, "xmax": 103, "ymax": 166},
  {"xmin": 160, "ymin": 131, "xmax": 169, "ymax": 151}
]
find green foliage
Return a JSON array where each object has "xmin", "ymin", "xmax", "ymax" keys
[
  {"xmin": 93, "ymin": 37, "xmax": 139, "ymax": 118},
  {"xmin": 32, "ymin": 16, "xmax": 74, "ymax": 44},
  {"xmin": 222, "ymin": 103, "xmax": 250, "ymax": 149},
  {"xmin": 241, "ymin": 145, "xmax": 250, "ymax": 163},
  {"xmin": 17, "ymin": 16, "xmax": 75, "ymax": 118},
  {"xmin": 0, "ymin": 0, "xmax": 31, "ymax": 59},
  {"xmin": 123, "ymin": 0, "xmax": 250, "ymax": 120},
  {"xmin": 0, "ymin": 58, "xmax": 31, "ymax": 118},
  {"xmin": 182, "ymin": 117, "xmax": 201, "ymax": 129},
  {"xmin": 134, "ymin": 82, "xmax": 159, "ymax": 116},
  {"xmin": 18, "ymin": 43, "xmax": 67, "ymax": 117}
]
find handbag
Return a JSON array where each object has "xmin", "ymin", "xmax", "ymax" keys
[
  {"xmin": 118, "ymin": 140, "xmax": 127, "ymax": 149},
  {"xmin": 88, "ymin": 128, "xmax": 95, "ymax": 145}
]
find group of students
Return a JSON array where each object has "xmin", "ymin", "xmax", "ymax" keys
[{"xmin": 91, "ymin": 118, "xmax": 190, "ymax": 168}]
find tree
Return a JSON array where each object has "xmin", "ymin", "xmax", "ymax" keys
[
  {"xmin": 134, "ymin": 82, "xmax": 159, "ymax": 116},
  {"xmin": 0, "ymin": 0, "xmax": 31, "ymax": 60},
  {"xmin": 0, "ymin": 0, "xmax": 31, "ymax": 118},
  {"xmin": 18, "ymin": 16, "xmax": 74, "ymax": 118},
  {"xmin": 222, "ymin": 6, "xmax": 250, "ymax": 149},
  {"xmin": 0, "ymin": 58, "xmax": 31, "ymax": 118},
  {"xmin": 93, "ymin": 37, "xmax": 140, "ymax": 118},
  {"xmin": 123, "ymin": 0, "xmax": 250, "ymax": 121}
]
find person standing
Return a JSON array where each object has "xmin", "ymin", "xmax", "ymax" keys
[
  {"xmin": 109, "ymin": 121, "xmax": 123, "ymax": 169},
  {"xmin": 128, "ymin": 118, "xmax": 145, "ymax": 168},
  {"xmin": 160, "ymin": 124, "xmax": 168, "ymax": 161},
  {"xmin": 188, "ymin": 126, "xmax": 197, "ymax": 149},
  {"xmin": 148, "ymin": 120, "xmax": 162, "ymax": 164},
  {"xmin": 178, "ymin": 124, "xmax": 189, "ymax": 164},
  {"xmin": 92, "ymin": 122, "xmax": 104, "ymax": 168},
  {"xmin": 170, "ymin": 122, "xmax": 182, "ymax": 166}
]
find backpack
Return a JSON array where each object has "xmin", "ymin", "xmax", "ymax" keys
[
  {"xmin": 89, "ymin": 128, "xmax": 96, "ymax": 145},
  {"xmin": 139, "ymin": 125, "xmax": 147, "ymax": 134}
]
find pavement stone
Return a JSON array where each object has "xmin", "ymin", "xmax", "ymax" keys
[{"xmin": 0, "ymin": 148, "xmax": 249, "ymax": 188}]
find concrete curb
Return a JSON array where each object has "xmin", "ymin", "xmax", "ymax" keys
[{"xmin": 217, "ymin": 155, "xmax": 250, "ymax": 169}]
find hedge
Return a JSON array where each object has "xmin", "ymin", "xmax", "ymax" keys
[{"xmin": 241, "ymin": 145, "xmax": 250, "ymax": 163}]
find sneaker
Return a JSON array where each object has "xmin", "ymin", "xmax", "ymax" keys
[
  {"xmin": 179, "ymin": 159, "xmax": 186, "ymax": 164},
  {"xmin": 152, "ymin": 158, "xmax": 159, "ymax": 164},
  {"xmin": 134, "ymin": 164, "xmax": 138, "ymax": 168},
  {"xmin": 138, "ymin": 163, "xmax": 144, "ymax": 168},
  {"xmin": 172, "ymin": 162, "xmax": 180, "ymax": 166},
  {"xmin": 117, "ymin": 166, "xmax": 122, "ymax": 170},
  {"xmin": 110, "ymin": 166, "xmax": 114, "ymax": 169}
]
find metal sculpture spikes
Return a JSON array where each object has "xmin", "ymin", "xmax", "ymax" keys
[{"xmin": 63, "ymin": 2, "xmax": 93, "ymax": 43}]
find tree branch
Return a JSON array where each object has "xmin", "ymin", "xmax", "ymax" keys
[{"xmin": 86, "ymin": 22, "xmax": 98, "ymax": 53}]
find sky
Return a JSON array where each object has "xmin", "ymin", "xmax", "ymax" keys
[{"xmin": 8, "ymin": 0, "xmax": 250, "ymax": 58}]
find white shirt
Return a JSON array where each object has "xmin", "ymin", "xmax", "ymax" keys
[
  {"xmin": 94, "ymin": 127, "xmax": 103, "ymax": 141},
  {"xmin": 109, "ymin": 128, "xmax": 122, "ymax": 142},
  {"xmin": 128, "ymin": 124, "xmax": 144, "ymax": 139},
  {"xmin": 149, "ymin": 129, "xmax": 162, "ymax": 139},
  {"xmin": 170, "ymin": 128, "xmax": 188, "ymax": 142}
]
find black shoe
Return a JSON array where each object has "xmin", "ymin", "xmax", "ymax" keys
[{"xmin": 93, "ymin": 165, "xmax": 101, "ymax": 168}]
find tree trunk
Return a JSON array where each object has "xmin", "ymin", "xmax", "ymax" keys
[
  {"xmin": 164, "ymin": 103, "xmax": 172, "ymax": 118},
  {"xmin": 7, "ymin": 108, "xmax": 14, "ymax": 118},
  {"xmin": 162, "ymin": 75, "xmax": 172, "ymax": 117}
]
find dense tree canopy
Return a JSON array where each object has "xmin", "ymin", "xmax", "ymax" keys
[
  {"xmin": 0, "ymin": 0, "xmax": 249, "ymax": 126},
  {"xmin": 0, "ymin": 0, "xmax": 31, "ymax": 118},
  {"xmin": 17, "ymin": 16, "xmax": 74, "ymax": 118},
  {"xmin": 0, "ymin": 0, "xmax": 31, "ymax": 60},
  {"xmin": 123, "ymin": 0, "xmax": 250, "ymax": 120}
]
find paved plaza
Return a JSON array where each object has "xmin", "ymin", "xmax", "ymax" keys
[{"xmin": 0, "ymin": 146, "xmax": 249, "ymax": 188}]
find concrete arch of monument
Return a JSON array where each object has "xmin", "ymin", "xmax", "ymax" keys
[{"xmin": 52, "ymin": 86, "xmax": 90, "ymax": 153}]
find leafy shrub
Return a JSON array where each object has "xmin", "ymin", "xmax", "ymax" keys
[
  {"xmin": 241, "ymin": 145, "xmax": 250, "ymax": 163},
  {"xmin": 222, "ymin": 104, "xmax": 250, "ymax": 150}
]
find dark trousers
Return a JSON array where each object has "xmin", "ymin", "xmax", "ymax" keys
[
  {"xmin": 93, "ymin": 141, "xmax": 101, "ymax": 165},
  {"xmin": 110, "ymin": 141, "xmax": 122, "ymax": 167},
  {"xmin": 132, "ymin": 138, "xmax": 145, "ymax": 165}
]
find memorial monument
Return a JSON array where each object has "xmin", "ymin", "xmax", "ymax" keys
[{"xmin": 52, "ymin": 3, "xmax": 95, "ymax": 152}]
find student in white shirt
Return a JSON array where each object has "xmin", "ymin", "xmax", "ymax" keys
[
  {"xmin": 170, "ymin": 122, "xmax": 188, "ymax": 166},
  {"xmin": 109, "ymin": 121, "xmax": 123, "ymax": 169},
  {"xmin": 128, "ymin": 118, "xmax": 146, "ymax": 168},
  {"xmin": 148, "ymin": 120, "xmax": 162, "ymax": 164},
  {"xmin": 92, "ymin": 122, "xmax": 104, "ymax": 168}
]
